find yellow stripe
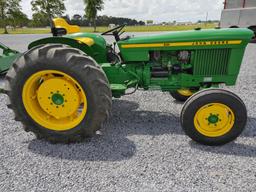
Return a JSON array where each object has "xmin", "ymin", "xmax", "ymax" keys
[
  {"xmin": 75, "ymin": 37, "xmax": 95, "ymax": 46},
  {"xmin": 227, "ymin": 40, "xmax": 242, "ymax": 44},
  {"xmin": 121, "ymin": 40, "xmax": 242, "ymax": 48}
]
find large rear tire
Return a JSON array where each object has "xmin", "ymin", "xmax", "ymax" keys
[
  {"xmin": 181, "ymin": 89, "xmax": 247, "ymax": 146},
  {"xmin": 4, "ymin": 44, "xmax": 112, "ymax": 143}
]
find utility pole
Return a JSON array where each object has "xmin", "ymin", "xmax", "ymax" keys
[{"xmin": 205, "ymin": 12, "xmax": 208, "ymax": 26}]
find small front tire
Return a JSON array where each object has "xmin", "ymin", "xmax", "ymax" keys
[{"xmin": 181, "ymin": 89, "xmax": 247, "ymax": 146}]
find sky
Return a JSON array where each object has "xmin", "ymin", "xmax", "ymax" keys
[{"xmin": 21, "ymin": 0, "xmax": 224, "ymax": 23}]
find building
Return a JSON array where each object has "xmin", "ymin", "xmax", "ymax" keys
[{"xmin": 220, "ymin": 0, "xmax": 256, "ymax": 35}]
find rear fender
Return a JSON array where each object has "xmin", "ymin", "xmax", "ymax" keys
[{"xmin": 28, "ymin": 37, "xmax": 95, "ymax": 61}]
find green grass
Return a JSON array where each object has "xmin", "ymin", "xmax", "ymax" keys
[
  {"xmin": 0, "ymin": 28, "xmax": 51, "ymax": 34},
  {"xmin": 0, "ymin": 23, "xmax": 217, "ymax": 34}
]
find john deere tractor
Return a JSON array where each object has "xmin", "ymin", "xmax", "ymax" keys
[{"xmin": 2, "ymin": 18, "xmax": 254, "ymax": 145}]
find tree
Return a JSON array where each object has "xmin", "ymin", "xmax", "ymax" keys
[
  {"xmin": 31, "ymin": 0, "xmax": 66, "ymax": 26},
  {"xmin": 84, "ymin": 0, "xmax": 104, "ymax": 32},
  {"xmin": 0, "ymin": 0, "xmax": 22, "ymax": 34},
  {"xmin": 68, "ymin": 14, "xmax": 145, "ymax": 27},
  {"xmin": 95, "ymin": 15, "xmax": 145, "ymax": 26},
  {"xmin": 8, "ymin": 11, "xmax": 29, "ymax": 29},
  {"xmin": 32, "ymin": 12, "xmax": 49, "ymax": 27}
]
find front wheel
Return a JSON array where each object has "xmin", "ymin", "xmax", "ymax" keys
[{"xmin": 181, "ymin": 89, "xmax": 247, "ymax": 146}]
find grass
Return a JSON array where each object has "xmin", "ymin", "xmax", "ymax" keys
[
  {"xmin": 0, "ymin": 23, "xmax": 217, "ymax": 34},
  {"xmin": 0, "ymin": 28, "xmax": 50, "ymax": 34}
]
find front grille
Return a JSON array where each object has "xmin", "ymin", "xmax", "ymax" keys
[{"xmin": 193, "ymin": 49, "xmax": 231, "ymax": 75}]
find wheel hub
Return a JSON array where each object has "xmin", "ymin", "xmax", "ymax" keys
[
  {"xmin": 51, "ymin": 93, "xmax": 64, "ymax": 105},
  {"xmin": 194, "ymin": 103, "xmax": 235, "ymax": 137},
  {"xmin": 22, "ymin": 70, "xmax": 88, "ymax": 131},
  {"xmin": 207, "ymin": 114, "xmax": 220, "ymax": 124},
  {"xmin": 37, "ymin": 78, "xmax": 81, "ymax": 119}
]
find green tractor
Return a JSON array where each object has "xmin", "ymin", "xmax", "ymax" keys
[{"xmin": 2, "ymin": 18, "xmax": 254, "ymax": 145}]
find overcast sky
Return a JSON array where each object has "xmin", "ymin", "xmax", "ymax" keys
[{"xmin": 21, "ymin": 0, "xmax": 224, "ymax": 23}]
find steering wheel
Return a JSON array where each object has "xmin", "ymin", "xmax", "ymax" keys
[{"xmin": 101, "ymin": 25, "xmax": 126, "ymax": 41}]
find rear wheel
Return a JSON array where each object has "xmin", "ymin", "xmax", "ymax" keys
[
  {"xmin": 4, "ymin": 44, "xmax": 112, "ymax": 143},
  {"xmin": 170, "ymin": 88, "xmax": 196, "ymax": 102},
  {"xmin": 181, "ymin": 89, "xmax": 247, "ymax": 146}
]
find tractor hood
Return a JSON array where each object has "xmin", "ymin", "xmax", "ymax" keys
[
  {"xmin": 118, "ymin": 28, "xmax": 254, "ymax": 62},
  {"xmin": 119, "ymin": 28, "xmax": 253, "ymax": 45}
]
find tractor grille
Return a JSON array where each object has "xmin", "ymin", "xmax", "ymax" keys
[{"xmin": 193, "ymin": 49, "xmax": 231, "ymax": 75}]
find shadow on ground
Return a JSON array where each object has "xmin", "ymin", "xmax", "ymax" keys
[
  {"xmin": 190, "ymin": 141, "xmax": 256, "ymax": 157},
  {"xmin": 24, "ymin": 97, "xmax": 256, "ymax": 160},
  {"xmin": 190, "ymin": 116, "xmax": 256, "ymax": 157},
  {"xmin": 28, "ymin": 99, "xmax": 181, "ymax": 161},
  {"xmin": 0, "ymin": 76, "xmax": 5, "ymax": 89}
]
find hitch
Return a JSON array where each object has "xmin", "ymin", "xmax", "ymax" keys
[{"xmin": 0, "ymin": 42, "xmax": 21, "ymax": 75}]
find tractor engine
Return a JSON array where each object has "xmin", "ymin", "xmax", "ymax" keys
[{"xmin": 150, "ymin": 50, "xmax": 192, "ymax": 78}]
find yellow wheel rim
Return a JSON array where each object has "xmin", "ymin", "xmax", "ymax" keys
[
  {"xmin": 177, "ymin": 89, "xmax": 194, "ymax": 97},
  {"xmin": 194, "ymin": 103, "xmax": 235, "ymax": 137},
  {"xmin": 22, "ymin": 70, "xmax": 87, "ymax": 131}
]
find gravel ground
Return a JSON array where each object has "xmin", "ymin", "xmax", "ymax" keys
[{"xmin": 0, "ymin": 34, "xmax": 256, "ymax": 192}]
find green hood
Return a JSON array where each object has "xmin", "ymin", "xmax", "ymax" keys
[
  {"xmin": 119, "ymin": 28, "xmax": 253, "ymax": 45},
  {"xmin": 118, "ymin": 28, "xmax": 253, "ymax": 62}
]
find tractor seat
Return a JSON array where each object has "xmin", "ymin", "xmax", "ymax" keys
[{"xmin": 51, "ymin": 18, "xmax": 81, "ymax": 36}]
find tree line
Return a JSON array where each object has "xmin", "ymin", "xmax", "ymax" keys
[
  {"xmin": 67, "ymin": 15, "xmax": 145, "ymax": 28},
  {"xmin": 0, "ymin": 0, "xmax": 145, "ymax": 34}
]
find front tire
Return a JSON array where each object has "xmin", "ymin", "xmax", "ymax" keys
[
  {"xmin": 181, "ymin": 89, "xmax": 247, "ymax": 146},
  {"xmin": 4, "ymin": 44, "xmax": 112, "ymax": 143}
]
